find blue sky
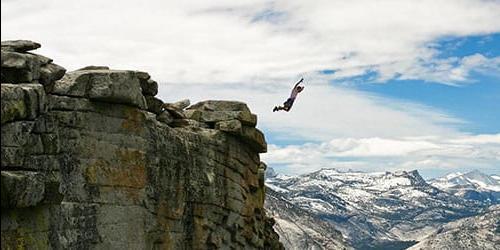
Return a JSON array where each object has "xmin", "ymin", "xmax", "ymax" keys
[
  {"xmin": 357, "ymin": 34, "xmax": 499, "ymax": 178},
  {"xmin": 356, "ymin": 74, "xmax": 500, "ymax": 135},
  {"xmin": 433, "ymin": 34, "xmax": 499, "ymax": 59},
  {"xmin": 275, "ymin": 34, "xmax": 500, "ymax": 142},
  {"xmin": 354, "ymin": 34, "xmax": 499, "ymax": 135},
  {"xmin": 263, "ymin": 33, "xmax": 500, "ymax": 178},
  {"xmin": 2, "ymin": 0, "xmax": 499, "ymax": 178}
]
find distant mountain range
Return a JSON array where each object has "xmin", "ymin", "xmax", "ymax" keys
[
  {"xmin": 265, "ymin": 168, "xmax": 499, "ymax": 249},
  {"xmin": 429, "ymin": 170, "xmax": 500, "ymax": 204}
]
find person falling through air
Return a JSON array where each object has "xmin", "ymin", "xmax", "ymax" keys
[{"xmin": 273, "ymin": 78, "xmax": 305, "ymax": 112}]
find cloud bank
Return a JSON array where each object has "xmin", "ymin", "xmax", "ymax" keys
[
  {"xmin": 263, "ymin": 134, "xmax": 500, "ymax": 177},
  {"xmin": 2, "ymin": 0, "xmax": 499, "ymax": 85},
  {"xmin": 2, "ymin": 0, "xmax": 499, "ymax": 175},
  {"xmin": 164, "ymin": 82, "xmax": 463, "ymax": 141}
]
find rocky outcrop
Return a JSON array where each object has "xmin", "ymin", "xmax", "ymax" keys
[
  {"xmin": 1, "ymin": 40, "xmax": 65, "ymax": 87},
  {"xmin": 1, "ymin": 40, "xmax": 282, "ymax": 249}
]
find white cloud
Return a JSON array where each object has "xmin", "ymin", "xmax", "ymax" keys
[
  {"xmin": 375, "ymin": 53, "xmax": 500, "ymax": 84},
  {"xmin": 263, "ymin": 134, "xmax": 500, "ymax": 176},
  {"xmin": 1, "ymin": 0, "xmax": 499, "ymax": 85},
  {"xmin": 2, "ymin": 0, "xmax": 499, "ymax": 176},
  {"xmin": 161, "ymin": 81, "xmax": 463, "ymax": 141}
]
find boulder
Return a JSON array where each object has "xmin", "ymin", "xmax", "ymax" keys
[
  {"xmin": 170, "ymin": 99, "xmax": 190, "ymax": 110},
  {"xmin": 157, "ymin": 111, "xmax": 174, "ymax": 124},
  {"xmin": 213, "ymin": 119, "xmax": 266, "ymax": 153},
  {"xmin": 145, "ymin": 96, "xmax": 163, "ymax": 115},
  {"xmin": 187, "ymin": 110, "xmax": 256, "ymax": 127},
  {"xmin": 183, "ymin": 109, "xmax": 202, "ymax": 120},
  {"xmin": 162, "ymin": 103, "xmax": 186, "ymax": 119},
  {"xmin": 135, "ymin": 71, "xmax": 159, "ymax": 96},
  {"xmin": 1, "ymin": 40, "xmax": 41, "ymax": 52},
  {"xmin": 50, "ymin": 70, "xmax": 90, "ymax": 96},
  {"xmin": 188, "ymin": 100, "xmax": 251, "ymax": 112},
  {"xmin": 52, "ymin": 70, "xmax": 147, "ymax": 109},
  {"xmin": 86, "ymin": 71, "xmax": 146, "ymax": 108},
  {"xmin": 29, "ymin": 53, "xmax": 53, "ymax": 65},
  {"xmin": 135, "ymin": 71, "xmax": 151, "ymax": 82},
  {"xmin": 1, "ymin": 171, "xmax": 45, "ymax": 208},
  {"xmin": 215, "ymin": 119, "xmax": 242, "ymax": 134},
  {"xmin": 140, "ymin": 79, "xmax": 158, "ymax": 96},
  {"xmin": 39, "ymin": 63, "xmax": 66, "ymax": 85},
  {"xmin": 77, "ymin": 65, "xmax": 110, "ymax": 71},
  {"xmin": 186, "ymin": 100, "xmax": 257, "ymax": 126},
  {"xmin": 1, "ymin": 51, "xmax": 41, "ymax": 83},
  {"xmin": 1, "ymin": 42, "xmax": 66, "ymax": 85},
  {"xmin": 241, "ymin": 127, "xmax": 267, "ymax": 153},
  {"xmin": 1, "ymin": 84, "xmax": 46, "ymax": 124}
]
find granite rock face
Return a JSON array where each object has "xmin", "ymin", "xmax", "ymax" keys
[
  {"xmin": 1, "ymin": 40, "xmax": 41, "ymax": 52},
  {"xmin": 1, "ymin": 40, "xmax": 66, "ymax": 87},
  {"xmin": 1, "ymin": 41, "xmax": 282, "ymax": 249}
]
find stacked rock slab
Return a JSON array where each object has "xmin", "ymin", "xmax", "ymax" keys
[
  {"xmin": 1, "ymin": 40, "xmax": 66, "ymax": 89},
  {"xmin": 1, "ymin": 41, "xmax": 283, "ymax": 249},
  {"xmin": 185, "ymin": 101, "xmax": 266, "ymax": 153}
]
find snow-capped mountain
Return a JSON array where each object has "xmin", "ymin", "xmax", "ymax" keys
[
  {"xmin": 429, "ymin": 170, "xmax": 500, "ymax": 203},
  {"xmin": 266, "ymin": 189, "xmax": 352, "ymax": 250},
  {"xmin": 265, "ymin": 168, "xmax": 490, "ymax": 249},
  {"xmin": 408, "ymin": 205, "xmax": 500, "ymax": 250}
]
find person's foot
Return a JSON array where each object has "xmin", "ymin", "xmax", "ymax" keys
[{"xmin": 273, "ymin": 106, "xmax": 278, "ymax": 112}]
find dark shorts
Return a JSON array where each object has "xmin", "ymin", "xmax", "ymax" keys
[{"xmin": 283, "ymin": 98, "xmax": 295, "ymax": 108}]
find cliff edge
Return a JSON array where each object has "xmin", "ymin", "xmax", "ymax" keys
[{"xmin": 1, "ymin": 40, "xmax": 283, "ymax": 249}]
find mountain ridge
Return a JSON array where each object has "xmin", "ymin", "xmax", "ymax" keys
[
  {"xmin": 265, "ymin": 167, "xmax": 495, "ymax": 249},
  {"xmin": 429, "ymin": 170, "xmax": 500, "ymax": 204}
]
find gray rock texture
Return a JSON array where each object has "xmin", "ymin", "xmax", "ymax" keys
[
  {"xmin": 52, "ymin": 69, "xmax": 147, "ymax": 109},
  {"xmin": 1, "ymin": 40, "xmax": 66, "ymax": 86},
  {"xmin": 185, "ymin": 101, "xmax": 265, "ymax": 153},
  {"xmin": 1, "ymin": 83, "xmax": 47, "ymax": 124},
  {"xmin": 1, "ymin": 41, "xmax": 283, "ymax": 250},
  {"xmin": 1, "ymin": 40, "xmax": 41, "ymax": 52}
]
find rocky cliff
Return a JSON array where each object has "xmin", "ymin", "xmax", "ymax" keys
[{"xmin": 1, "ymin": 40, "xmax": 283, "ymax": 249}]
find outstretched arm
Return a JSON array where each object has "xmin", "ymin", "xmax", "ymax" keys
[{"xmin": 293, "ymin": 78, "xmax": 304, "ymax": 88}]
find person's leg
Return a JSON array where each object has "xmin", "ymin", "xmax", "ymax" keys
[
  {"xmin": 274, "ymin": 98, "xmax": 294, "ymax": 112},
  {"xmin": 283, "ymin": 98, "xmax": 294, "ymax": 112},
  {"xmin": 274, "ymin": 106, "xmax": 285, "ymax": 112}
]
